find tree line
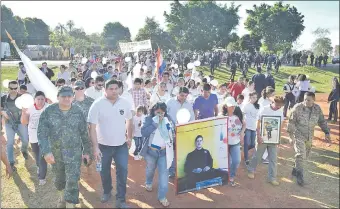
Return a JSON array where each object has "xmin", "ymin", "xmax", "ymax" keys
[{"xmin": 0, "ymin": 1, "xmax": 335, "ymax": 56}]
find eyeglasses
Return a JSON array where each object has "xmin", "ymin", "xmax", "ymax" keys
[
  {"xmin": 75, "ymin": 87, "xmax": 84, "ymax": 91},
  {"xmin": 97, "ymin": 84, "xmax": 104, "ymax": 87},
  {"xmin": 9, "ymin": 87, "xmax": 18, "ymax": 90}
]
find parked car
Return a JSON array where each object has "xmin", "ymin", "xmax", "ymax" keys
[{"xmin": 332, "ymin": 56, "xmax": 339, "ymax": 64}]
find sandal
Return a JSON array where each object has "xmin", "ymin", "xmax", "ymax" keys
[
  {"xmin": 145, "ymin": 184, "xmax": 153, "ymax": 192},
  {"xmin": 159, "ymin": 198, "xmax": 170, "ymax": 207}
]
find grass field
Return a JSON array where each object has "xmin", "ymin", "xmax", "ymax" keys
[{"xmin": 1, "ymin": 64, "xmax": 339, "ymax": 94}]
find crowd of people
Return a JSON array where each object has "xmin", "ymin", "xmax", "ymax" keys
[{"xmin": 0, "ymin": 50, "xmax": 338, "ymax": 208}]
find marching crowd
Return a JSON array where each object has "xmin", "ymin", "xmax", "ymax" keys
[{"xmin": 0, "ymin": 53, "xmax": 338, "ymax": 208}]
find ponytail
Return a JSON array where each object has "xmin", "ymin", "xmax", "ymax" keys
[{"xmin": 262, "ymin": 86, "xmax": 275, "ymax": 99}]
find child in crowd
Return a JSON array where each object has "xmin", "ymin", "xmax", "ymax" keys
[
  {"xmin": 236, "ymin": 94, "xmax": 244, "ymax": 109},
  {"xmin": 132, "ymin": 106, "xmax": 147, "ymax": 160}
]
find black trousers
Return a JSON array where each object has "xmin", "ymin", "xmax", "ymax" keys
[
  {"xmin": 297, "ymin": 91, "xmax": 308, "ymax": 103},
  {"xmin": 328, "ymin": 101, "xmax": 338, "ymax": 121},
  {"xmin": 283, "ymin": 93, "xmax": 296, "ymax": 117}
]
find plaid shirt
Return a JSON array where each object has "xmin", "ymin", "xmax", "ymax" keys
[{"xmin": 129, "ymin": 88, "xmax": 148, "ymax": 108}]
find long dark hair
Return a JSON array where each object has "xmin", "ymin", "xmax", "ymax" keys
[
  {"xmin": 150, "ymin": 102, "xmax": 168, "ymax": 118},
  {"xmin": 249, "ymin": 92, "xmax": 260, "ymax": 109},
  {"xmin": 333, "ymin": 77, "xmax": 340, "ymax": 91},
  {"xmin": 222, "ymin": 105, "xmax": 243, "ymax": 122}
]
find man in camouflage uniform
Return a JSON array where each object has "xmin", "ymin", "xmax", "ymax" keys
[
  {"xmin": 72, "ymin": 80, "xmax": 94, "ymax": 118},
  {"xmin": 38, "ymin": 86, "xmax": 92, "ymax": 208},
  {"xmin": 287, "ymin": 92, "xmax": 331, "ymax": 186}
]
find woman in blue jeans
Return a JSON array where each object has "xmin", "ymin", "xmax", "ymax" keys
[
  {"xmin": 222, "ymin": 97, "xmax": 246, "ymax": 186},
  {"xmin": 241, "ymin": 92, "xmax": 260, "ymax": 165},
  {"xmin": 140, "ymin": 102, "xmax": 175, "ymax": 207}
]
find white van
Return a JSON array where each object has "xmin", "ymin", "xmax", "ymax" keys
[{"xmin": 1, "ymin": 42, "xmax": 11, "ymax": 60}]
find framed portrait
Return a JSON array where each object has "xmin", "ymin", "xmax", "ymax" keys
[
  {"xmin": 175, "ymin": 117, "xmax": 229, "ymax": 194},
  {"xmin": 260, "ymin": 115, "xmax": 281, "ymax": 144}
]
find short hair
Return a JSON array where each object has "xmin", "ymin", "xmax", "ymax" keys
[
  {"xmin": 117, "ymin": 80, "xmax": 124, "ymax": 88},
  {"xmin": 20, "ymin": 85, "xmax": 27, "ymax": 90},
  {"xmin": 19, "ymin": 62, "xmax": 24, "ymax": 66},
  {"xmin": 60, "ymin": 65, "xmax": 66, "ymax": 69},
  {"xmin": 162, "ymin": 72, "xmax": 170, "ymax": 77},
  {"xmin": 237, "ymin": 94, "xmax": 244, "ymax": 100},
  {"xmin": 202, "ymin": 78, "xmax": 208, "ymax": 83},
  {"xmin": 248, "ymin": 81, "xmax": 254, "ymax": 86},
  {"xmin": 95, "ymin": 75, "xmax": 104, "ymax": 83},
  {"xmin": 134, "ymin": 78, "xmax": 142, "ymax": 84},
  {"xmin": 34, "ymin": 91, "xmax": 45, "ymax": 98},
  {"xmin": 71, "ymin": 78, "xmax": 76, "ymax": 82},
  {"xmin": 203, "ymin": 83, "xmax": 211, "ymax": 91},
  {"xmin": 105, "ymin": 79, "xmax": 119, "ymax": 89},
  {"xmin": 195, "ymin": 135, "xmax": 203, "ymax": 142},
  {"xmin": 57, "ymin": 78, "xmax": 65, "ymax": 84},
  {"xmin": 273, "ymin": 96, "xmax": 284, "ymax": 104},
  {"xmin": 305, "ymin": 92, "xmax": 316, "ymax": 100},
  {"xmin": 179, "ymin": 87, "xmax": 189, "ymax": 94},
  {"xmin": 42, "ymin": 62, "xmax": 47, "ymax": 65},
  {"xmin": 8, "ymin": 80, "xmax": 18, "ymax": 87},
  {"xmin": 145, "ymin": 79, "xmax": 151, "ymax": 85}
]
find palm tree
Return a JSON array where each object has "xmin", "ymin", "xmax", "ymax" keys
[
  {"xmin": 56, "ymin": 23, "xmax": 66, "ymax": 35},
  {"xmin": 66, "ymin": 20, "xmax": 75, "ymax": 32}
]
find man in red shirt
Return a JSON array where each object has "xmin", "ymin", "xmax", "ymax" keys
[{"xmin": 230, "ymin": 77, "xmax": 245, "ymax": 99}]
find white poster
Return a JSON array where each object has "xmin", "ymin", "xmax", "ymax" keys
[{"xmin": 119, "ymin": 40, "xmax": 152, "ymax": 54}]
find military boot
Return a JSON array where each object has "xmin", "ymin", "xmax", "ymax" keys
[
  {"xmin": 296, "ymin": 170, "xmax": 305, "ymax": 186},
  {"xmin": 57, "ymin": 190, "xmax": 66, "ymax": 208}
]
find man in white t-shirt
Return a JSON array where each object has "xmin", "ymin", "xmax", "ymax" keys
[
  {"xmin": 84, "ymin": 75, "xmax": 104, "ymax": 100},
  {"xmin": 247, "ymin": 96, "xmax": 284, "ymax": 186},
  {"xmin": 57, "ymin": 65, "xmax": 71, "ymax": 84},
  {"xmin": 88, "ymin": 79, "xmax": 133, "ymax": 208}
]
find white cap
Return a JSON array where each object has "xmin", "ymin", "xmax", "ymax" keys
[{"xmin": 223, "ymin": 96, "xmax": 237, "ymax": 107}]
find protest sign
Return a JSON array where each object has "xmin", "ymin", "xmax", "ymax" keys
[{"xmin": 175, "ymin": 117, "xmax": 229, "ymax": 194}]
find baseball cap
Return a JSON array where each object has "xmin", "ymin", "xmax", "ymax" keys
[
  {"xmin": 73, "ymin": 80, "xmax": 85, "ymax": 89},
  {"xmin": 57, "ymin": 86, "xmax": 74, "ymax": 97},
  {"xmin": 223, "ymin": 96, "xmax": 237, "ymax": 107}
]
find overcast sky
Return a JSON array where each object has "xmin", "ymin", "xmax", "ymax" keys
[{"xmin": 2, "ymin": 1, "xmax": 339, "ymax": 49}]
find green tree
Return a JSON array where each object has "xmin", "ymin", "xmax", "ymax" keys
[
  {"xmin": 311, "ymin": 28, "xmax": 333, "ymax": 56},
  {"xmin": 66, "ymin": 20, "xmax": 75, "ymax": 32},
  {"xmin": 135, "ymin": 17, "xmax": 175, "ymax": 50},
  {"xmin": 164, "ymin": 0, "xmax": 240, "ymax": 50},
  {"xmin": 24, "ymin": 17, "xmax": 50, "ymax": 45},
  {"xmin": 102, "ymin": 22, "xmax": 131, "ymax": 50},
  {"xmin": 245, "ymin": 2, "xmax": 305, "ymax": 53},
  {"xmin": 334, "ymin": 45, "xmax": 339, "ymax": 57},
  {"xmin": 239, "ymin": 34, "xmax": 262, "ymax": 53},
  {"xmin": 1, "ymin": 5, "xmax": 28, "ymax": 49}
]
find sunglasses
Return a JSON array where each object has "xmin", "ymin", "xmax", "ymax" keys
[
  {"xmin": 75, "ymin": 87, "xmax": 84, "ymax": 91},
  {"xmin": 9, "ymin": 87, "xmax": 18, "ymax": 90}
]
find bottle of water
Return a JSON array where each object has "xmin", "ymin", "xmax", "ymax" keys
[{"xmin": 96, "ymin": 159, "xmax": 102, "ymax": 172}]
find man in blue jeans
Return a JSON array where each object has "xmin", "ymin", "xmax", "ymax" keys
[
  {"xmin": 0, "ymin": 80, "xmax": 29, "ymax": 171},
  {"xmin": 88, "ymin": 79, "xmax": 133, "ymax": 208}
]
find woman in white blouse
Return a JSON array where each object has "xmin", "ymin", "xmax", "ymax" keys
[
  {"xmin": 150, "ymin": 82, "xmax": 171, "ymax": 107},
  {"xmin": 295, "ymin": 74, "xmax": 311, "ymax": 103}
]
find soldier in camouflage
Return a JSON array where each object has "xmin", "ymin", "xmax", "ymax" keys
[
  {"xmin": 38, "ymin": 86, "xmax": 92, "ymax": 208},
  {"xmin": 72, "ymin": 80, "xmax": 94, "ymax": 118},
  {"xmin": 287, "ymin": 92, "xmax": 331, "ymax": 186}
]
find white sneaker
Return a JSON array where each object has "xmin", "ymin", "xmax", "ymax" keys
[
  {"xmin": 134, "ymin": 156, "xmax": 141, "ymax": 161},
  {"xmin": 39, "ymin": 179, "xmax": 47, "ymax": 186}
]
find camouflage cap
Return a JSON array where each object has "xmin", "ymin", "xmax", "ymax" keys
[
  {"xmin": 57, "ymin": 86, "xmax": 74, "ymax": 97},
  {"xmin": 74, "ymin": 80, "xmax": 85, "ymax": 89}
]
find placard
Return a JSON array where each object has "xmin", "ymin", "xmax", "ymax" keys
[
  {"xmin": 119, "ymin": 40, "xmax": 152, "ymax": 53},
  {"xmin": 175, "ymin": 117, "xmax": 229, "ymax": 194},
  {"xmin": 260, "ymin": 116, "xmax": 281, "ymax": 144}
]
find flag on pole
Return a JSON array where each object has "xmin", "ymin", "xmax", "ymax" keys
[
  {"xmin": 154, "ymin": 47, "xmax": 166, "ymax": 83},
  {"xmin": 5, "ymin": 30, "xmax": 58, "ymax": 102}
]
